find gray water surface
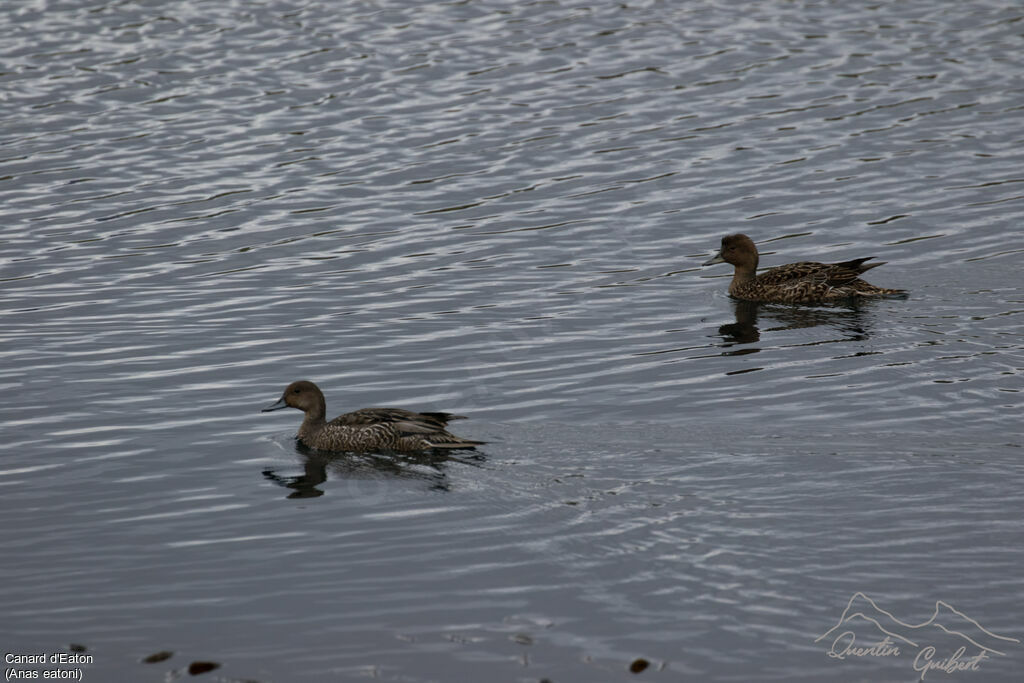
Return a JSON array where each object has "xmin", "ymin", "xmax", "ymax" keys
[{"xmin": 2, "ymin": 1, "xmax": 1022, "ymax": 681}]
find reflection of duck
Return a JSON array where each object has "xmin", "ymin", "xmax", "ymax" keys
[
  {"xmin": 262, "ymin": 380, "xmax": 485, "ymax": 453},
  {"xmin": 717, "ymin": 300, "xmax": 761, "ymax": 344},
  {"xmin": 759, "ymin": 302, "xmax": 871, "ymax": 339},
  {"xmin": 262, "ymin": 448, "xmax": 483, "ymax": 498},
  {"xmin": 717, "ymin": 298, "xmax": 873, "ymax": 346},
  {"xmin": 703, "ymin": 234, "xmax": 906, "ymax": 303}
]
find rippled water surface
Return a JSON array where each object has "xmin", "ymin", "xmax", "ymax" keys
[{"xmin": 2, "ymin": 1, "xmax": 1022, "ymax": 681}]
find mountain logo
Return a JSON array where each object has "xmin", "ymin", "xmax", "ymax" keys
[{"xmin": 816, "ymin": 592, "xmax": 1019, "ymax": 680}]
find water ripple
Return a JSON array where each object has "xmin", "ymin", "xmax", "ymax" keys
[{"xmin": 2, "ymin": 1, "xmax": 1023, "ymax": 681}]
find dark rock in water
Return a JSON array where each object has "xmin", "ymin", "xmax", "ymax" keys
[
  {"xmin": 188, "ymin": 661, "xmax": 221, "ymax": 675},
  {"xmin": 142, "ymin": 651, "xmax": 173, "ymax": 664},
  {"xmin": 629, "ymin": 657, "xmax": 650, "ymax": 673}
]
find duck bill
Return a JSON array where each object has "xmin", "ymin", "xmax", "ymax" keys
[
  {"xmin": 262, "ymin": 397, "xmax": 288, "ymax": 412},
  {"xmin": 702, "ymin": 251, "xmax": 725, "ymax": 266}
]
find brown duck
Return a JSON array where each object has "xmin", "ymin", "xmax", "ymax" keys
[
  {"xmin": 702, "ymin": 233, "xmax": 906, "ymax": 303},
  {"xmin": 262, "ymin": 380, "xmax": 484, "ymax": 453}
]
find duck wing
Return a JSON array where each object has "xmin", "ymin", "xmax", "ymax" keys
[
  {"xmin": 760, "ymin": 258, "xmax": 884, "ymax": 287},
  {"xmin": 331, "ymin": 407, "xmax": 484, "ymax": 450},
  {"xmin": 755, "ymin": 261, "xmax": 830, "ymax": 285},
  {"xmin": 330, "ymin": 407, "xmax": 465, "ymax": 432},
  {"xmin": 807, "ymin": 257, "xmax": 883, "ymax": 287}
]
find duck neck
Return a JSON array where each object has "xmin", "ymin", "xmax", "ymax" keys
[
  {"xmin": 297, "ymin": 396, "xmax": 327, "ymax": 440},
  {"xmin": 731, "ymin": 260, "xmax": 758, "ymax": 287}
]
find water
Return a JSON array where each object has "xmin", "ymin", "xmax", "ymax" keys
[{"xmin": 1, "ymin": 0, "xmax": 1022, "ymax": 681}]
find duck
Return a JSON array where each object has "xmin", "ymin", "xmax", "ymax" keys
[
  {"xmin": 262, "ymin": 380, "xmax": 485, "ymax": 453},
  {"xmin": 702, "ymin": 233, "xmax": 906, "ymax": 303}
]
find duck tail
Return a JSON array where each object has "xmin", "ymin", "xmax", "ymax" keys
[
  {"xmin": 425, "ymin": 437, "xmax": 487, "ymax": 450},
  {"xmin": 836, "ymin": 256, "xmax": 885, "ymax": 274},
  {"xmin": 419, "ymin": 411, "xmax": 468, "ymax": 425}
]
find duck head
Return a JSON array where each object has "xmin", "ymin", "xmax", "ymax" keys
[
  {"xmin": 702, "ymin": 233, "xmax": 759, "ymax": 270},
  {"xmin": 262, "ymin": 380, "xmax": 326, "ymax": 418}
]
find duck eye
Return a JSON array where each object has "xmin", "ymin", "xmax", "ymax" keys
[{"xmin": 293, "ymin": 388, "xmax": 301, "ymax": 394}]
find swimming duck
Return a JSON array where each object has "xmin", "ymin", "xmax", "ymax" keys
[
  {"xmin": 702, "ymin": 233, "xmax": 906, "ymax": 303},
  {"xmin": 262, "ymin": 380, "xmax": 484, "ymax": 453}
]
